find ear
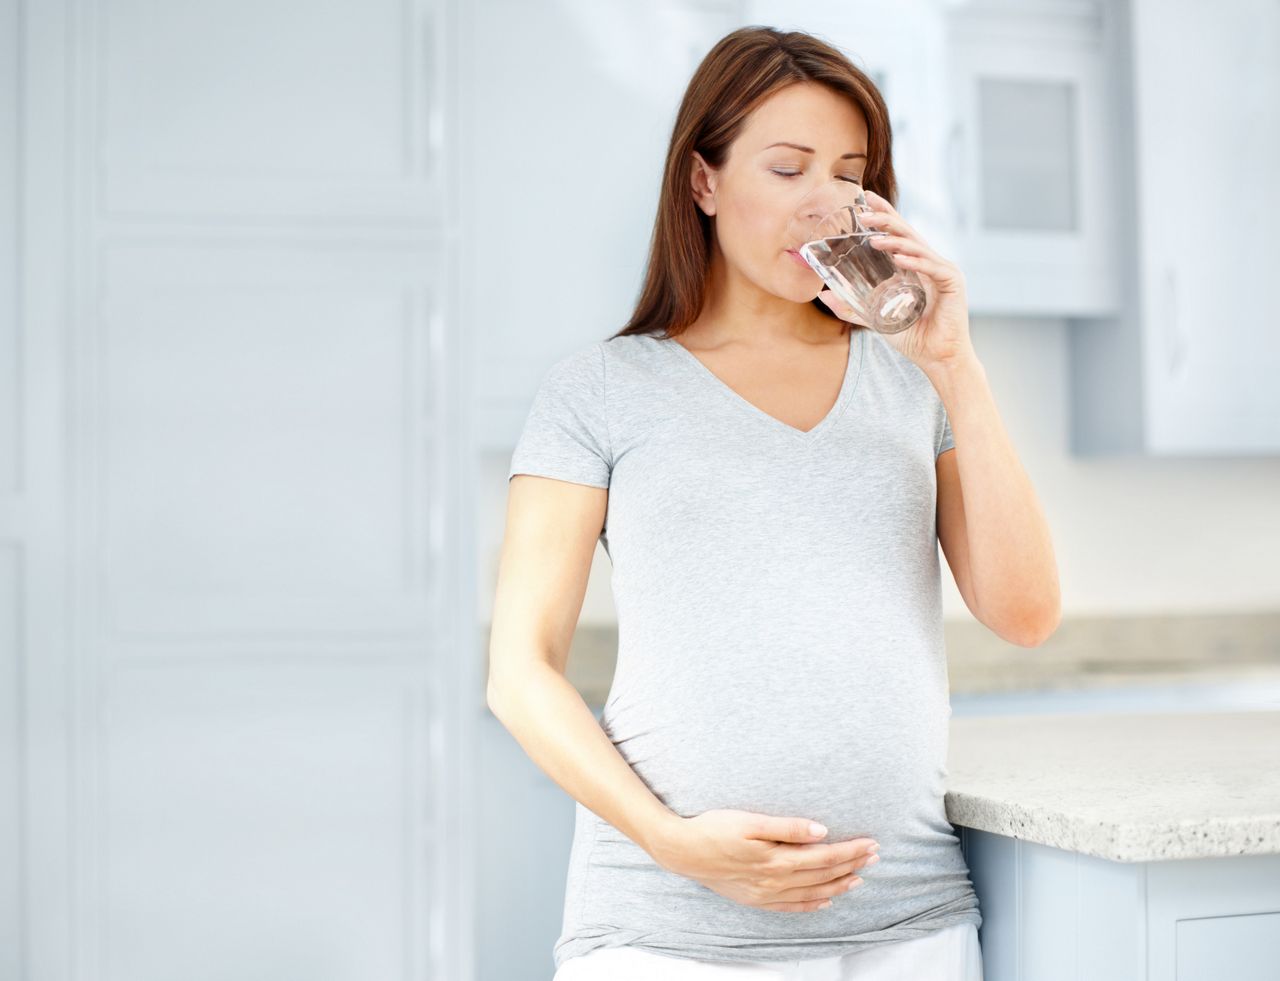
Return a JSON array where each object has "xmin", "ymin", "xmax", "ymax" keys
[{"xmin": 690, "ymin": 151, "xmax": 718, "ymax": 217}]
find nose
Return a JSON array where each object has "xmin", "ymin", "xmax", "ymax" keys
[{"xmin": 803, "ymin": 206, "xmax": 828, "ymax": 225}]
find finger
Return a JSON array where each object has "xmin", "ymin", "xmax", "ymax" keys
[
  {"xmin": 771, "ymin": 872, "xmax": 865, "ymax": 905},
  {"xmin": 774, "ymin": 838, "xmax": 879, "ymax": 871},
  {"xmin": 817, "ymin": 289, "xmax": 851, "ymax": 318},
  {"xmin": 817, "ymin": 289, "xmax": 862, "ymax": 324},
  {"xmin": 890, "ymin": 250, "xmax": 963, "ymax": 292},
  {"xmin": 865, "ymin": 235, "xmax": 947, "ymax": 271},
  {"xmin": 746, "ymin": 817, "xmax": 832, "ymax": 844},
  {"xmin": 861, "ymin": 212, "xmax": 924, "ymax": 245},
  {"xmin": 862, "ymin": 188, "xmax": 899, "ymax": 216},
  {"xmin": 871, "ymin": 235, "xmax": 957, "ymax": 281},
  {"xmin": 790, "ymin": 853, "xmax": 879, "ymax": 887},
  {"xmin": 869, "ymin": 234, "xmax": 945, "ymax": 265}
]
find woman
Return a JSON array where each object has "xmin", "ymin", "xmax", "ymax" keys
[{"xmin": 489, "ymin": 25, "xmax": 1060, "ymax": 981}]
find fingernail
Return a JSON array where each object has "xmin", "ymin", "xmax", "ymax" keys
[
  {"xmin": 818, "ymin": 900, "xmax": 833, "ymax": 909},
  {"xmin": 868, "ymin": 843, "xmax": 880, "ymax": 853},
  {"xmin": 810, "ymin": 823, "xmax": 827, "ymax": 837},
  {"xmin": 866, "ymin": 854, "xmax": 881, "ymax": 866}
]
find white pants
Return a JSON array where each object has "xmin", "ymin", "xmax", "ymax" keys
[{"xmin": 553, "ymin": 922, "xmax": 983, "ymax": 981}]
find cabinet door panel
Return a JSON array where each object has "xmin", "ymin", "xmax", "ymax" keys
[
  {"xmin": 946, "ymin": 16, "xmax": 1117, "ymax": 316},
  {"xmin": 1176, "ymin": 913, "xmax": 1280, "ymax": 981},
  {"xmin": 977, "ymin": 77, "xmax": 1078, "ymax": 233},
  {"xmin": 1133, "ymin": 0, "xmax": 1280, "ymax": 453},
  {"xmin": 1147, "ymin": 855, "xmax": 1280, "ymax": 981}
]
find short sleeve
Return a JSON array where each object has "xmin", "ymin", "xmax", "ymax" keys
[
  {"xmin": 936, "ymin": 403, "xmax": 955, "ymax": 458},
  {"xmin": 508, "ymin": 342, "xmax": 613, "ymax": 488}
]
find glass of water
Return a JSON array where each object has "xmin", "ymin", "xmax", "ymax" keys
[{"xmin": 786, "ymin": 180, "xmax": 927, "ymax": 334}]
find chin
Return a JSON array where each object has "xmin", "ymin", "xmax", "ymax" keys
[
  {"xmin": 775, "ymin": 257, "xmax": 818, "ymax": 294},
  {"xmin": 778, "ymin": 281, "xmax": 824, "ymax": 304}
]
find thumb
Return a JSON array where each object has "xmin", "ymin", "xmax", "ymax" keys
[
  {"xmin": 817, "ymin": 290, "xmax": 855, "ymax": 321},
  {"xmin": 747, "ymin": 817, "xmax": 828, "ymax": 843}
]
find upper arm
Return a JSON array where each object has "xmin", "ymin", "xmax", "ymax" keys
[
  {"xmin": 490, "ymin": 475, "xmax": 607, "ymax": 686},
  {"xmin": 489, "ymin": 342, "xmax": 613, "ymax": 696},
  {"xmin": 936, "ymin": 446, "xmax": 982, "ymax": 620}
]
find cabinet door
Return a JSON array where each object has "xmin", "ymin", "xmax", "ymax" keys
[
  {"xmin": 1173, "ymin": 913, "xmax": 1280, "ymax": 981},
  {"xmin": 947, "ymin": 8, "xmax": 1118, "ymax": 317},
  {"xmin": 1147, "ymin": 857, "xmax": 1280, "ymax": 981},
  {"xmin": 1131, "ymin": 0, "xmax": 1280, "ymax": 454}
]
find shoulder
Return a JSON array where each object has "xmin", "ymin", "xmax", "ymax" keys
[
  {"xmin": 601, "ymin": 332, "xmax": 668, "ymax": 371},
  {"xmin": 510, "ymin": 341, "xmax": 615, "ymax": 487},
  {"xmin": 539, "ymin": 332, "xmax": 660, "ymax": 380},
  {"xmin": 540, "ymin": 339, "xmax": 606, "ymax": 384},
  {"xmin": 531, "ymin": 334, "xmax": 673, "ymax": 414},
  {"xmin": 527, "ymin": 342, "xmax": 611, "ymax": 420}
]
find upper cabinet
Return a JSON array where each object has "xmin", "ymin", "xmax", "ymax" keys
[
  {"xmin": 944, "ymin": 2, "xmax": 1120, "ymax": 317},
  {"xmin": 1069, "ymin": 0, "xmax": 1280, "ymax": 455}
]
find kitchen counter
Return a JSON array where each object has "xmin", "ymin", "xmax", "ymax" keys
[
  {"xmin": 945, "ymin": 710, "xmax": 1280, "ymax": 981},
  {"xmin": 945, "ymin": 710, "xmax": 1280, "ymax": 863}
]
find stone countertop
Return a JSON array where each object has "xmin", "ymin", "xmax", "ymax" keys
[{"xmin": 944, "ymin": 710, "xmax": 1280, "ymax": 863}]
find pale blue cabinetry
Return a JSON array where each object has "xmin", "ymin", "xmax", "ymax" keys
[
  {"xmin": 960, "ymin": 829, "xmax": 1280, "ymax": 981},
  {"xmin": 949, "ymin": 710, "xmax": 1280, "ymax": 981}
]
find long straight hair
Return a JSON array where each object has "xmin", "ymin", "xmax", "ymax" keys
[{"xmin": 610, "ymin": 26, "xmax": 899, "ymax": 341}]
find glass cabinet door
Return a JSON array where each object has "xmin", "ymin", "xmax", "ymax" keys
[{"xmin": 946, "ymin": 7, "xmax": 1119, "ymax": 317}]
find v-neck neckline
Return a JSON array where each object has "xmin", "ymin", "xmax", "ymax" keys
[{"xmin": 662, "ymin": 328, "xmax": 865, "ymax": 443}]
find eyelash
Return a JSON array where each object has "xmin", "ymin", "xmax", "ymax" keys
[{"xmin": 771, "ymin": 169, "xmax": 863, "ymax": 184}]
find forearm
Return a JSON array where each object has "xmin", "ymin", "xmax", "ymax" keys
[
  {"xmin": 487, "ymin": 659, "xmax": 684, "ymax": 862},
  {"xmin": 924, "ymin": 353, "xmax": 1061, "ymax": 642}
]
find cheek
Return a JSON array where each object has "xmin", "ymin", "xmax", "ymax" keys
[{"xmin": 721, "ymin": 188, "xmax": 790, "ymax": 257}]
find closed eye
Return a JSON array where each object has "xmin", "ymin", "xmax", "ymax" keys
[{"xmin": 772, "ymin": 169, "xmax": 862, "ymax": 184}]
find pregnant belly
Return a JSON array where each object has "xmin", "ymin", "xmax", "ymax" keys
[{"xmin": 603, "ymin": 686, "xmax": 952, "ymax": 846}]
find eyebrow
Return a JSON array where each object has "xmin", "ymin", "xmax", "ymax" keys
[{"xmin": 762, "ymin": 142, "xmax": 866, "ymax": 160}]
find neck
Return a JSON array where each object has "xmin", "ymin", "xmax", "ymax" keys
[{"xmin": 685, "ymin": 251, "xmax": 847, "ymax": 349}]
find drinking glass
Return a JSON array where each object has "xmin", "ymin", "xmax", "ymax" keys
[{"xmin": 785, "ymin": 180, "xmax": 927, "ymax": 334}]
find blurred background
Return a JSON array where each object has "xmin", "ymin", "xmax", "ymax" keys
[{"xmin": 2, "ymin": 0, "xmax": 1278, "ymax": 979}]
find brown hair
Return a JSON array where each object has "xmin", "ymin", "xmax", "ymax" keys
[{"xmin": 610, "ymin": 26, "xmax": 898, "ymax": 341}]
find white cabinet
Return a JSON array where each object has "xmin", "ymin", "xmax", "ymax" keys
[
  {"xmin": 1069, "ymin": 0, "xmax": 1280, "ymax": 455},
  {"xmin": 1126, "ymin": 0, "xmax": 1280, "ymax": 453},
  {"xmin": 944, "ymin": 2, "xmax": 1120, "ymax": 317}
]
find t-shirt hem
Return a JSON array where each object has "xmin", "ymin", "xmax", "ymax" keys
[
  {"xmin": 552, "ymin": 906, "xmax": 983, "ymax": 969},
  {"xmin": 508, "ymin": 466, "xmax": 610, "ymax": 489}
]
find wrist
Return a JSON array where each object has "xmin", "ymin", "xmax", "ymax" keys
[
  {"xmin": 923, "ymin": 349, "xmax": 986, "ymax": 398},
  {"xmin": 640, "ymin": 808, "xmax": 688, "ymax": 869}
]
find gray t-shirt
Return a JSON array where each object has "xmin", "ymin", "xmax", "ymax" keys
[{"xmin": 507, "ymin": 328, "xmax": 977, "ymax": 968}]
